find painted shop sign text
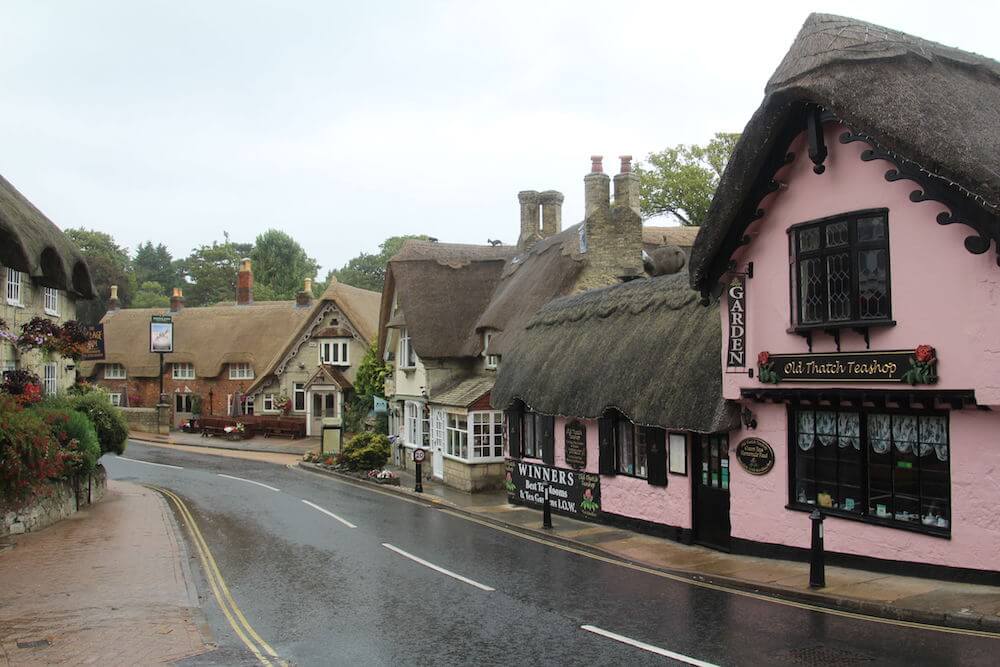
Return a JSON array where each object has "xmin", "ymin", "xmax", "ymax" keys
[
  {"xmin": 727, "ymin": 276, "xmax": 746, "ymax": 367},
  {"xmin": 735, "ymin": 438, "xmax": 775, "ymax": 475},
  {"xmin": 505, "ymin": 459, "xmax": 600, "ymax": 518},
  {"xmin": 564, "ymin": 420, "xmax": 587, "ymax": 469},
  {"xmin": 757, "ymin": 348, "xmax": 938, "ymax": 385}
]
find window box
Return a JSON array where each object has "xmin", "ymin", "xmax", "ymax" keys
[{"xmin": 789, "ymin": 209, "xmax": 892, "ymax": 332}]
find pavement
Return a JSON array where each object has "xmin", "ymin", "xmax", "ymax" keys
[
  {"xmin": 102, "ymin": 441, "xmax": 999, "ymax": 665},
  {"xmin": 305, "ymin": 460, "xmax": 1000, "ymax": 634},
  {"xmin": 0, "ymin": 480, "xmax": 213, "ymax": 666},
  {"xmin": 134, "ymin": 429, "xmax": 316, "ymax": 456}
]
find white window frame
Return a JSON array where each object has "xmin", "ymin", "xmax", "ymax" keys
[
  {"xmin": 244, "ymin": 395, "xmax": 254, "ymax": 415},
  {"xmin": 263, "ymin": 394, "xmax": 275, "ymax": 411},
  {"xmin": 226, "ymin": 393, "xmax": 233, "ymax": 416},
  {"xmin": 319, "ymin": 338, "xmax": 350, "ymax": 366},
  {"xmin": 471, "ymin": 411, "xmax": 505, "ymax": 460},
  {"xmin": 43, "ymin": 287, "xmax": 59, "ymax": 315},
  {"xmin": 404, "ymin": 400, "xmax": 421, "ymax": 446},
  {"xmin": 399, "ymin": 328, "xmax": 416, "ymax": 369},
  {"xmin": 105, "ymin": 363, "xmax": 127, "ymax": 379},
  {"xmin": 171, "ymin": 362, "xmax": 195, "ymax": 379},
  {"xmin": 109, "ymin": 392, "xmax": 123, "ymax": 407},
  {"xmin": 446, "ymin": 412, "xmax": 469, "ymax": 459},
  {"xmin": 6, "ymin": 268, "xmax": 23, "ymax": 306},
  {"xmin": 483, "ymin": 332, "xmax": 499, "ymax": 370},
  {"xmin": 293, "ymin": 383, "xmax": 306, "ymax": 412},
  {"xmin": 229, "ymin": 362, "xmax": 254, "ymax": 380},
  {"xmin": 43, "ymin": 363, "xmax": 57, "ymax": 396}
]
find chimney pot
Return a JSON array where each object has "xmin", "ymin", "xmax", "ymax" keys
[
  {"xmin": 539, "ymin": 190, "xmax": 564, "ymax": 239},
  {"xmin": 619, "ymin": 155, "xmax": 632, "ymax": 173},
  {"xmin": 591, "ymin": 155, "xmax": 603, "ymax": 173},
  {"xmin": 108, "ymin": 284, "xmax": 120, "ymax": 312},
  {"xmin": 304, "ymin": 278, "xmax": 313, "ymax": 294},
  {"xmin": 170, "ymin": 287, "xmax": 185, "ymax": 313},
  {"xmin": 296, "ymin": 277, "xmax": 314, "ymax": 308},
  {"xmin": 237, "ymin": 257, "xmax": 254, "ymax": 305}
]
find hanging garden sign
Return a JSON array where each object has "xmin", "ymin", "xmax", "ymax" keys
[
  {"xmin": 727, "ymin": 276, "xmax": 746, "ymax": 367},
  {"xmin": 757, "ymin": 346, "xmax": 938, "ymax": 385},
  {"xmin": 736, "ymin": 437, "xmax": 775, "ymax": 475}
]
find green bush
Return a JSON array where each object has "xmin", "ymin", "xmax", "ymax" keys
[
  {"xmin": 35, "ymin": 406, "xmax": 101, "ymax": 475},
  {"xmin": 68, "ymin": 392, "xmax": 129, "ymax": 455},
  {"xmin": 0, "ymin": 396, "xmax": 63, "ymax": 508},
  {"xmin": 343, "ymin": 395, "xmax": 373, "ymax": 434},
  {"xmin": 340, "ymin": 431, "xmax": 390, "ymax": 471}
]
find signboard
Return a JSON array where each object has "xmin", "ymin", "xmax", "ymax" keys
[
  {"xmin": 726, "ymin": 276, "xmax": 746, "ymax": 367},
  {"xmin": 757, "ymin": 349, "xmax": 938, "ymax": 384},
  {"xmin": 373, "ymin": 396, "xmax": 388, "ymax": 414},
  {"xmin": 412, "ymin": 448, "xmax": 427, "ymax": 463},
  {"xmin": 735, "ymin": 437, "xmax": 775, "ymax": 475},
  {"xmin": 79, "ymin": 324, "xmax": 106, "ymax": 361},
  {"xmin": 149, "ymin": 315, "xmax": 173, "ymax": 353},
  {"xmin": 564, "ymin": 420, "xmax": 587, "ymax": 469},
  {"xmin": 505, "ymin": 459, "xmax": 601, "ymax": 519}
]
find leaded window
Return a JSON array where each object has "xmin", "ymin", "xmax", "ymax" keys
[
  {"xmin": 791, "ymin": 407, "xmax": 950, "ymax": 534},
  {"xmin": 791, "ymin": 210, "xmax": 891, "ymax": 329}
]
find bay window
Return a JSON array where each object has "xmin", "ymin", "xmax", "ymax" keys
[
  {"xmin": 791, "ymin": 407, "xmax": 950, "ymax": 534},
  {"xmin": 447, "ymin": 413, "xmax": 468, "ymax": 458},
  {"xmin": 791, "ymin": 209, "xmax": 891, "ymax": 329},
  {"xmin": 472, "ymin": 412, "xmax": 504, "ymax": 458}
]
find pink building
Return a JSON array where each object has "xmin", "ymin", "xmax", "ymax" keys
[
  {"xmin": 687, "ymin": 14, "xmax": 1000, "ymax": 581},
  {"xmin": 496, "ymin": 14, "xmax": 1000, "ymax": 584}
]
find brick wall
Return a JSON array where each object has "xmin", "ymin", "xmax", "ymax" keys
[{"xmin": 94, "ymin": 371, "xmax": 259, "ymax": 418}]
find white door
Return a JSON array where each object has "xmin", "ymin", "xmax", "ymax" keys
[{"xmin": 430, "ymin": 407, "xmax": 446, "ymax": 479}]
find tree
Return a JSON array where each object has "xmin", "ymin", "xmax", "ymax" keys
[
  {"xmin": 353, "ymin": 341, "xmax": 389, "ymax": 398},
  {"xmin": 249, "ymin": 230, "xmax": 319, "ymax": 299},
  {"xmin": 178, "ymin": 240, "xmax": 245, "ymax": 307},
  {"xmin": 636, "ymin": 132, "xmax": 740, "ymax": 226},
  {"xmin": 65, "ymin": 228, "xmax": 134, "ymax": 325},
  {"xmin": 133, "ymin": 242, "xmax": 179, "ymax": 294},
  {"xmin": 132, "ymin": 281, "xmax": 170, "ymax": 308},
  {"xmin": 325, "ymin": 235, "xmax": 428, "ymax": 292}
]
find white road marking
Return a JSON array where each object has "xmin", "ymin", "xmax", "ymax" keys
[
  {"xmin": 581, "ymin": 625, "xmax": 719, "ymax": 666},
  {"xmin": 301, "ymin": 500, "xmax": 357, "ymax": 528},
  {"xmin": 217, "ymin": 474, "xmax": 280, "ymax": 492},
  {"xmin": 117, "ymin": 456, "xmax": 183, "ymax": 470},
  {"xmin": 381, "ymin": 543, "xmax": 495, "ymax": 591}
]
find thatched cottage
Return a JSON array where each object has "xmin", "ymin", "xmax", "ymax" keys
[
  {"xmin": 687, "ymin": 14, "xmax": 1000, "ymax": 580},
  {"xmin": 81, "ymin": 260, "xmax": 380, "ymax": 434},
  {"xmin": 379, "ymin": 156, "xmax": 696, "ymax": 492},
  {"xmin": 1, "ymin": 174, "xmax": 95, "ymax": 394}
]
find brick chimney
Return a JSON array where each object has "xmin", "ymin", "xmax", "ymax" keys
[
  {"xmin": 236, "ymin": 258, "xmax": 253, "ymax": 305},
  {"xmin": 517, "ymin": 190, "xmax": 541, "ymax": 251},
  {"xmin": 296, "ymin": 278, "xmax": 313, "ymax": 308},
  {"xmin": 170, "ymin": 287, "xmax": 185, "ymax": 313},
  {"xmin": 107, "ymin": 284, "xmax": 120, "ymax": 312},
  {"xmin": 539, "ymin": 190, "xmax": 564, "ymax": 238},
  {"xmin": 578, "ymin": 155, "xmax": 643, "ymax": 290}
]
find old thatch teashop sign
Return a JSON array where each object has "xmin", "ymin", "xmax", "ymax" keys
[
  {"xmin": 727, "ymin": 276, "xmax": 746, "ymax": 367},
  {"xmin": 564, "ymin": 420, "xmax": 587, "ymax": 469},
  {"xmin": 757, "ymin": 347, "xmax": 939, "ymax": 385},
  {"xmin": 505, "ymin": 460, "xmax": 600, "ymax": 519},
  {"xmin": 736, "ymin": 438, "xmax": 775, "ymax": 475}
]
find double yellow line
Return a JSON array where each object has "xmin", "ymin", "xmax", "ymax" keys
[{"xmin": 148, "ymin": 485, "xmax": 285, "ymax": 666}]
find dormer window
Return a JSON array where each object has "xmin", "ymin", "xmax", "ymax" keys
[
  {"xmin": 483, "ymin": 331, "xmax": 499, "ymax": 370},
  {"xmin": 229, "ymin": 362, "xmax": 254, "ymax": 380},
  {"xmin": 790, "ymin": 209, "xmax": 892, "ymax": 331},
  {"xmin": 319, "ymin": 339, "xmax": 350, "ymax": 366},
  {"xmin": 399, "ymin": 328, "xmax": 416, "ymax": 369}
]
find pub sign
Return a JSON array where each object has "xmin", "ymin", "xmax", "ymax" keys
[
  {"xmin": 505, "ymin": 459, "xmax": 600, "ymax": 519},
  {"xmin": 564, "ymin": 420, "xmax": 587, "ymax": 469},
  {"xmin": 79, "ymin": 324, "xmax": 106, "ymax": 361},
  {"xmin": 727, "ymin": 276, "xmax": 746, "ymax": 367},
  {"xmin": 150, "ymin": 315, "xmax": 173, "ymax": 353}
]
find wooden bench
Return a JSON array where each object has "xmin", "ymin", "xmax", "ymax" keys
[
  {"xmin": 256, "ymin": 416, "xmax": 306, "ymax": 439},
  {"xmin": 199, "ymin": 416, "xmax": 251, "ymax": 440}
]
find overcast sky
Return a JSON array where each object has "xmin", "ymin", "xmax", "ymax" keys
[{"xmin": 2, "ymin": 1, "xmax": 997, "ymax": 275}]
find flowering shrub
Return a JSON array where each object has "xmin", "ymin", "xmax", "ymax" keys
[
  {"xmin": 11, "ymin": 317, "xmax": 92, "ymax": 360},
  {"xmin": 67, "ymin": 392, "xmax": 129, "ymax": 455},
  {"xmin": 1, "ymin": 370, "xmax": 43, "ymax": 404},
  {"xmin": 0, "ymin": 395, "xmax": 63, "ymax": 508},
  {"xmin": 340, "ymin": 432, "xmax": 390, "ymax": 471},
  {"xmin": 35, "ymin": 407, "xmax": 101, "ymax": 476},
  {"xmin": 274, "ymin": 395, "xmax": 291, "ymax": 415}
]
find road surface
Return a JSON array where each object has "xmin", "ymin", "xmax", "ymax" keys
[{"xmin": 104, "ymin": 442, "xmax": 998, "ymax": 666}]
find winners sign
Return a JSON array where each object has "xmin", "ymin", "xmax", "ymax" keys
[
  {"xmin": 505, "ymin": 460, "xmax": 600, "ymax": 519},
  {"xmin": 727, "ymin": 276, "xmax": 746, "ymax": 367}
]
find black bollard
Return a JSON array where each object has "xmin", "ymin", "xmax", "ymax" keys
[
  {"xmin": 809, "ymin": 509, "xmax": 825, "ymax": 588},
  {"xmin": 414, "ymin": 461, "xmax": 423, "ymax": 493},
  {"xmin": 542, "ymin": 484, "xmax": 553, "ymax": 529}
]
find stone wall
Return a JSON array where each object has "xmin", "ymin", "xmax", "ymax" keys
[
  {"xmin": 1, "ymin": 466, "xmax": 107, "ymax": 537},
  {"xmin": 442, "ymin": 458, "xmax": 506, "ymax": 493},
  {"xmin": 122, "ymin": 407, "xmax": 159, "ymax": 434}
]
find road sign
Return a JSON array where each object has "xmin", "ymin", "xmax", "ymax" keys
[{"xmin": 412, "ymin": 448, "xmax": 427, "ymax": 463}]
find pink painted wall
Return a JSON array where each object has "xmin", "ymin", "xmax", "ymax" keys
[
  {"xmin": 728, "ymin": 405, "xmax": 1000, "ymax": 571},
  {"xmin": 720, "ymin": 121, "xmax": 1000, "ymax": 571},
  {"xmin": 722, "ymin": 122, "xmax": 1000, "ymax": 404},
  {"xmin": 552, "ymin": 417, "xmax": 692, "ymax": 530}
]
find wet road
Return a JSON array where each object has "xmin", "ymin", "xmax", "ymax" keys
[{"xmin": 105, "ymin": 442, "xmax": 998, "ymax": 666}]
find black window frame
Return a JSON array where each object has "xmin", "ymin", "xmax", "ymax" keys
[
  {"xmin": 787, "ymin": 405, "xmax": 951, "ymax": 538},
  {"xmin": 603, "ymin": 411, "xmax": 666, "ymax": 483},
  {"xmin": 788, "ymin": 208, "xmax": 894, "ymax": 332}
]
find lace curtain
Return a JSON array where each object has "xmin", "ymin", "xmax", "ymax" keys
[{"xmin": 867, "ymin": 413, "xmax": 948, "ymax": 461}]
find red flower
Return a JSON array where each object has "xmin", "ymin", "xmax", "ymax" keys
[
  {"xmin": 584, "ymin": 488, "xmax": 593, "ymax": 501},
  {"xmin": 915, "ymin": 345, "xmax": 935, "ymax": 363},
  {"xmin": 758, "ymin": 351, "xmax": 770, "ymax": 366}
]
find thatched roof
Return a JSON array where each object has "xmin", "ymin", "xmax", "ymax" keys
[
  {"xmin": 0, "ymin": 174, "xmax": 95, "ymax": 298},
  {"xmin": 474, "ymin": 224, "xmax": 585, "ymax": 356},
  {"xmin": 377, "ymin": 240, "xmax": 517, "ymax": 359},
  {"xmin": 690, "ymin": 13, "xmax": 1000, "ymax": 292},
  {"xmin": 79, "ymin": 278, "xmax": 381, "ymax": 381},
  {"xmin": 491, "ymin": 271, "xmax": 739, "ymax": 432},
  {"xmin": 643, "ymin": 225, "xmax": 699, "ymax": 250},
  {"xmin": 78, "ymin": 301, "xmax": 313, "ymax": 379}
]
